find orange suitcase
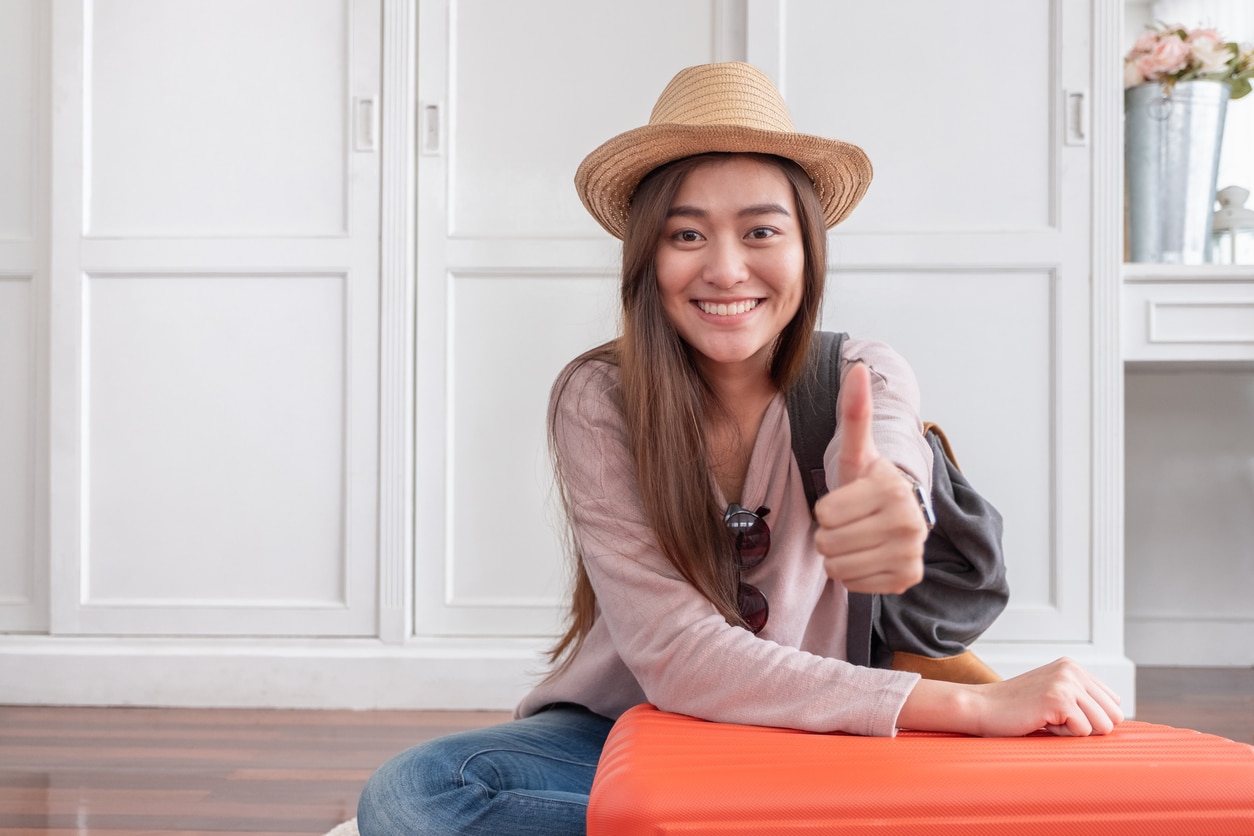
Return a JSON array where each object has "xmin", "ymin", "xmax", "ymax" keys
[{"xmin": 587, "ymin": 703, "xmax": 1254, "ymax": 835}]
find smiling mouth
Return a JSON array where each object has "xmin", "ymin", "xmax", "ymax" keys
[{"xmin": 695, "ymin": 299, "xmax": 761, "ymax": 316}]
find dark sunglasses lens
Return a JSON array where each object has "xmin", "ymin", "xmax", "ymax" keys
[
  {"xmin": 728, "ymin": 511, "xmax": 770, "ymax": 569},
  {"xmin": 738, "ymin": 582, "xmax": 768, "ymax": 634}
]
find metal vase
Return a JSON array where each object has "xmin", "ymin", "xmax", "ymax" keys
[{"xmin": 1125, "ymin": 80, "xmax": 1229, "ymax": 264}]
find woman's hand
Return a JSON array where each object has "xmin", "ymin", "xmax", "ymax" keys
[
  {"xmin": 974, "ymin": 658, "xmax": 1125, "ymax": 737},
  {"xmin": 900, "ymin": 657, "xmax": 1125, "ymax": 737},
  {"xmin": 814, "ymin": 363, "xmax": 928, "ymax": 595}
]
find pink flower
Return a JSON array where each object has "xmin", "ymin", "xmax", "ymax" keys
[
  {"xmin": 1138, "ymin": 35, "xmax": 1191, "ymax": 80},
  {"xmin": 1132, "ymin": 31, "xmax": 1159, "ymax": 54},
  {"xmin": 1187, "ymin": 28, "xmax": 1223, "ymax": 43}
]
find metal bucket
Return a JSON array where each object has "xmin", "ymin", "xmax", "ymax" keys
[{"xmin": 1125, "ymin": 81, "xmax": 1229, "ymax": 264}]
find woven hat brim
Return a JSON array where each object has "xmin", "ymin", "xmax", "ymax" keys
[{"xmin": 575, "ymin": 123, "xmax": 873, "ymax": 240}]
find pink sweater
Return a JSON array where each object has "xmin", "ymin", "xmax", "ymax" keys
[{"xmin": 515, "ymin": 338, "xmax": 932, "ymax": 737}]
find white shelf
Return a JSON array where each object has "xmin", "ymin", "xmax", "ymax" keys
[{"xmin": 1123, "ymin": 263, "xmax": 1254, "ymax": 283}]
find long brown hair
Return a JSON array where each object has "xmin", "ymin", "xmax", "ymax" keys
[{"xmin": 546, "ymin": 153, "xmax": 829, "ymax": 667}]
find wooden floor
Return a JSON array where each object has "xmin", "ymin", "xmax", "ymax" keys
[{"xmin": 0, "ymin": 666, "xmax": 1250, "ymax": 835}]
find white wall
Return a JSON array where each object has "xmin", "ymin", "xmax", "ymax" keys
[
  {"xmin": 1, "ymin": 0, "xmax": 1150, "ymax": 709},
  {"xmin": 1126, "ymin": 368, "xmax": 1254, "ymax": 665}
]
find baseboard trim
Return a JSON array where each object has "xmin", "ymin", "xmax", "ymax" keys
[
  {"xmin": 0, "ymin": 636, "xmax": 550, "ymax": 710},
  {"xmin": 0, "ymin": 636, "xmax": 1139, "ymax": 716},
  {"xmin": 1126, "ymin": 617, "xmax": 1254, "ymax": 666}
]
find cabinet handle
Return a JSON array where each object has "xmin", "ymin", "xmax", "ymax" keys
[
  {"xmin": 1065, "ymin": 89, "xmax": 1088, "ymax": 146},
  {"xmin": 422, "ymin": 102, "xmax": 443, "ymax": 156},
  {"xmin": 354, "ymin": 96, "xmax": 378, "ymax": 153}
]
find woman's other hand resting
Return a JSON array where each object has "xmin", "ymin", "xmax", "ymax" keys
[
  {"xmin": 814, "ymin": 362, "xmax": 928, "ymax": 595},
  {"xmin": 899, "ymin": 657, "xmax": 1125, "ymax": 737}
]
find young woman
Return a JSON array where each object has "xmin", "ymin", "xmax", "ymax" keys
[{"xmin": 357, "ymin": 61, "xmax": 1123, "ymax": 836}]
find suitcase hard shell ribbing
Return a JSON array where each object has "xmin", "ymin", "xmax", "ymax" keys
[{"xmin": 587, "ymin": 704, "xmax": 1254, "ymax": 835}]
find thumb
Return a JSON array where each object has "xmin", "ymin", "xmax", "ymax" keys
[{"xmin": 835, "ymin": 362, "xmax": 880, "ymax": 486}]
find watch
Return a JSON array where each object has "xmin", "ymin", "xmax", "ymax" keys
[{"xmin": 911, "ymin": 480, "xmax": 936, "ymax": 531}]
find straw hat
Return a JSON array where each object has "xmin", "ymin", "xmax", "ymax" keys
[{"xmin": 575, "ymin": 62, "xmax": 873, "ymax": 240}]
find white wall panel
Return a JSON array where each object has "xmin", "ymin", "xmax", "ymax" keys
[
  {"xmin": 432, "ymin": 272, "xmax": 618, "ymax": 635},
  {"xmin": 0, "ymin": 0, "xmax": 34, "ymax": 239},
  {"xmin": 0, "ymin": 0, "xmax": 44, "ymax": 633},
  {"xmin": 0, "ymin": 277, "xmax": 33, "ymax": 611},
  {"xmin": 784, "ymin": 0, "xmax": 1053, "ymax": 234},
  {"xmin": 85, "ymin": 274, "xmax": 346, "ymax": 606},
  {"xmin": 41, "ymin": 0, "xmax": 380, "ymax": 639},
  {"xmin": 88, "ymin": 0, "xmax": 348, "ymax": 236},
  {"xmin": 416, "ymin": 0, "xmax": 727, "ymax": 639},
  {"xmin": 449, "ymin": 0, "xmax": 723, "ymax": 239}
]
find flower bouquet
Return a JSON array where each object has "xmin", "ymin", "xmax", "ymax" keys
[
  {"xmin": 1124, "ymin": 22, "xmax": 1254, "ymax": 99},
  {"xmin": 1123, "ymin": 23, "xmax": 1254, "ymax": 263}
]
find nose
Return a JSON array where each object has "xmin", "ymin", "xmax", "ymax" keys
[{"xmin": 701, "ymin": 237, "xmax": 750, "ymax": 289}]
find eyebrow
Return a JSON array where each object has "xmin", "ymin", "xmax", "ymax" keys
[{"xmin": 666, "ymin": 203, "xmax": 793, "ymax": 220}]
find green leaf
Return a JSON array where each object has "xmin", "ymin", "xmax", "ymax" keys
[{"xmin": 1230, "ymin": 77, "xmax": 1252, "ymax": 100}]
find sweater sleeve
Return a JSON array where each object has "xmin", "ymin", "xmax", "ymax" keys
[
  {"xmin": 827, "ymin": 338, "xmax": 932, "ymax": 489},
  {"xmin": 550, "ymin": 360, "xmax": 919, "ymax": 736}
]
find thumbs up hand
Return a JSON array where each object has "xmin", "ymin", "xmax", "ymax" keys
[
  {"xmin": 833, "ymin": 362, "xmax": 880, "ymax": 488},
  {"xmin": 813, "ymin": 363, "xmax": 928, "ymax": 595}
]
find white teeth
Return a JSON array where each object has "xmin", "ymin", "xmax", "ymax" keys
[{"xmin": 698, "ymin": 299, "xmax": 759, "ymax": 316}]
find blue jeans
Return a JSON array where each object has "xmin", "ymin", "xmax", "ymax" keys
[{"xmin": 357, "ymin": 704, "xmax": 614, "ymax": 835}]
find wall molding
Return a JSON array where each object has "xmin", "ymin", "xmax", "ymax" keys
[
  {"xmin": 1090, "ymin": 0, "xmax": 1128, "ymax": 651},
  {"xmin": 379, "ymin": 0, "xmax": 416, "ymax": 643}
]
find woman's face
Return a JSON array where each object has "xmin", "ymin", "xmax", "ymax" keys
[{"xmin": 655, "ymin": 156, "xmax": 806, "ymax": 378}]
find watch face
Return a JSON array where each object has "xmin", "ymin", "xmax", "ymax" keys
[{"xmin": 912, "ymin": 481, "xmax": 937, "ymax": 531}]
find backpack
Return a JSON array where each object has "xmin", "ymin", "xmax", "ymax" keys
[{"xmin": 785, "ymin": 332, "xmax": 1010, "ymax": 683}]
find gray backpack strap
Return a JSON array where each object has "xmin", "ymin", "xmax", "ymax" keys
[
  {"xmin": 785, "ymin": 331, "xmax": 846, "ymax": 510},
  {"xmin": 784, "ymin": 331, "xmax": 876, "ymax": 667},
  {"xmin": 845, "ymin": 593, "xmax": 878, "ymax": 669}
]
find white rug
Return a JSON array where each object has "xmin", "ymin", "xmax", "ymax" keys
[{"xmin": 326, "ymin": 819, "xmax": 359, "ymax": 836}]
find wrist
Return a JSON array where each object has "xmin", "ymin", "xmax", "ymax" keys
[{"xmin": 898, "ymin": 678, "xmax": 981, "ymax": 735}]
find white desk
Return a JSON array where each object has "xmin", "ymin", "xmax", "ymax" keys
[{"xmin": 1124, "ymin": 264, "xmax": 1254, "ymax": 365}]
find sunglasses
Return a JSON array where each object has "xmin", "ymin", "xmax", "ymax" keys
[{"xmin": 725, "ymin": 503, "xmax": 771, "ymax": 634}]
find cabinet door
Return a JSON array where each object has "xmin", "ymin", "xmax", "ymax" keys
[
  {"xmin": 0, "ymin": 0, "xmax": 46, "ymax": 632},
  {"xmin": 413, "ymin": 0, "xmax": 742, "ymax": 637},
  {"xmin": 48, "ymin": 0, "xmax": 382, "ymax": 636},
  {"xmin": 756, "ymin": 0, "xmax": 1097, "ymax": 645}
]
